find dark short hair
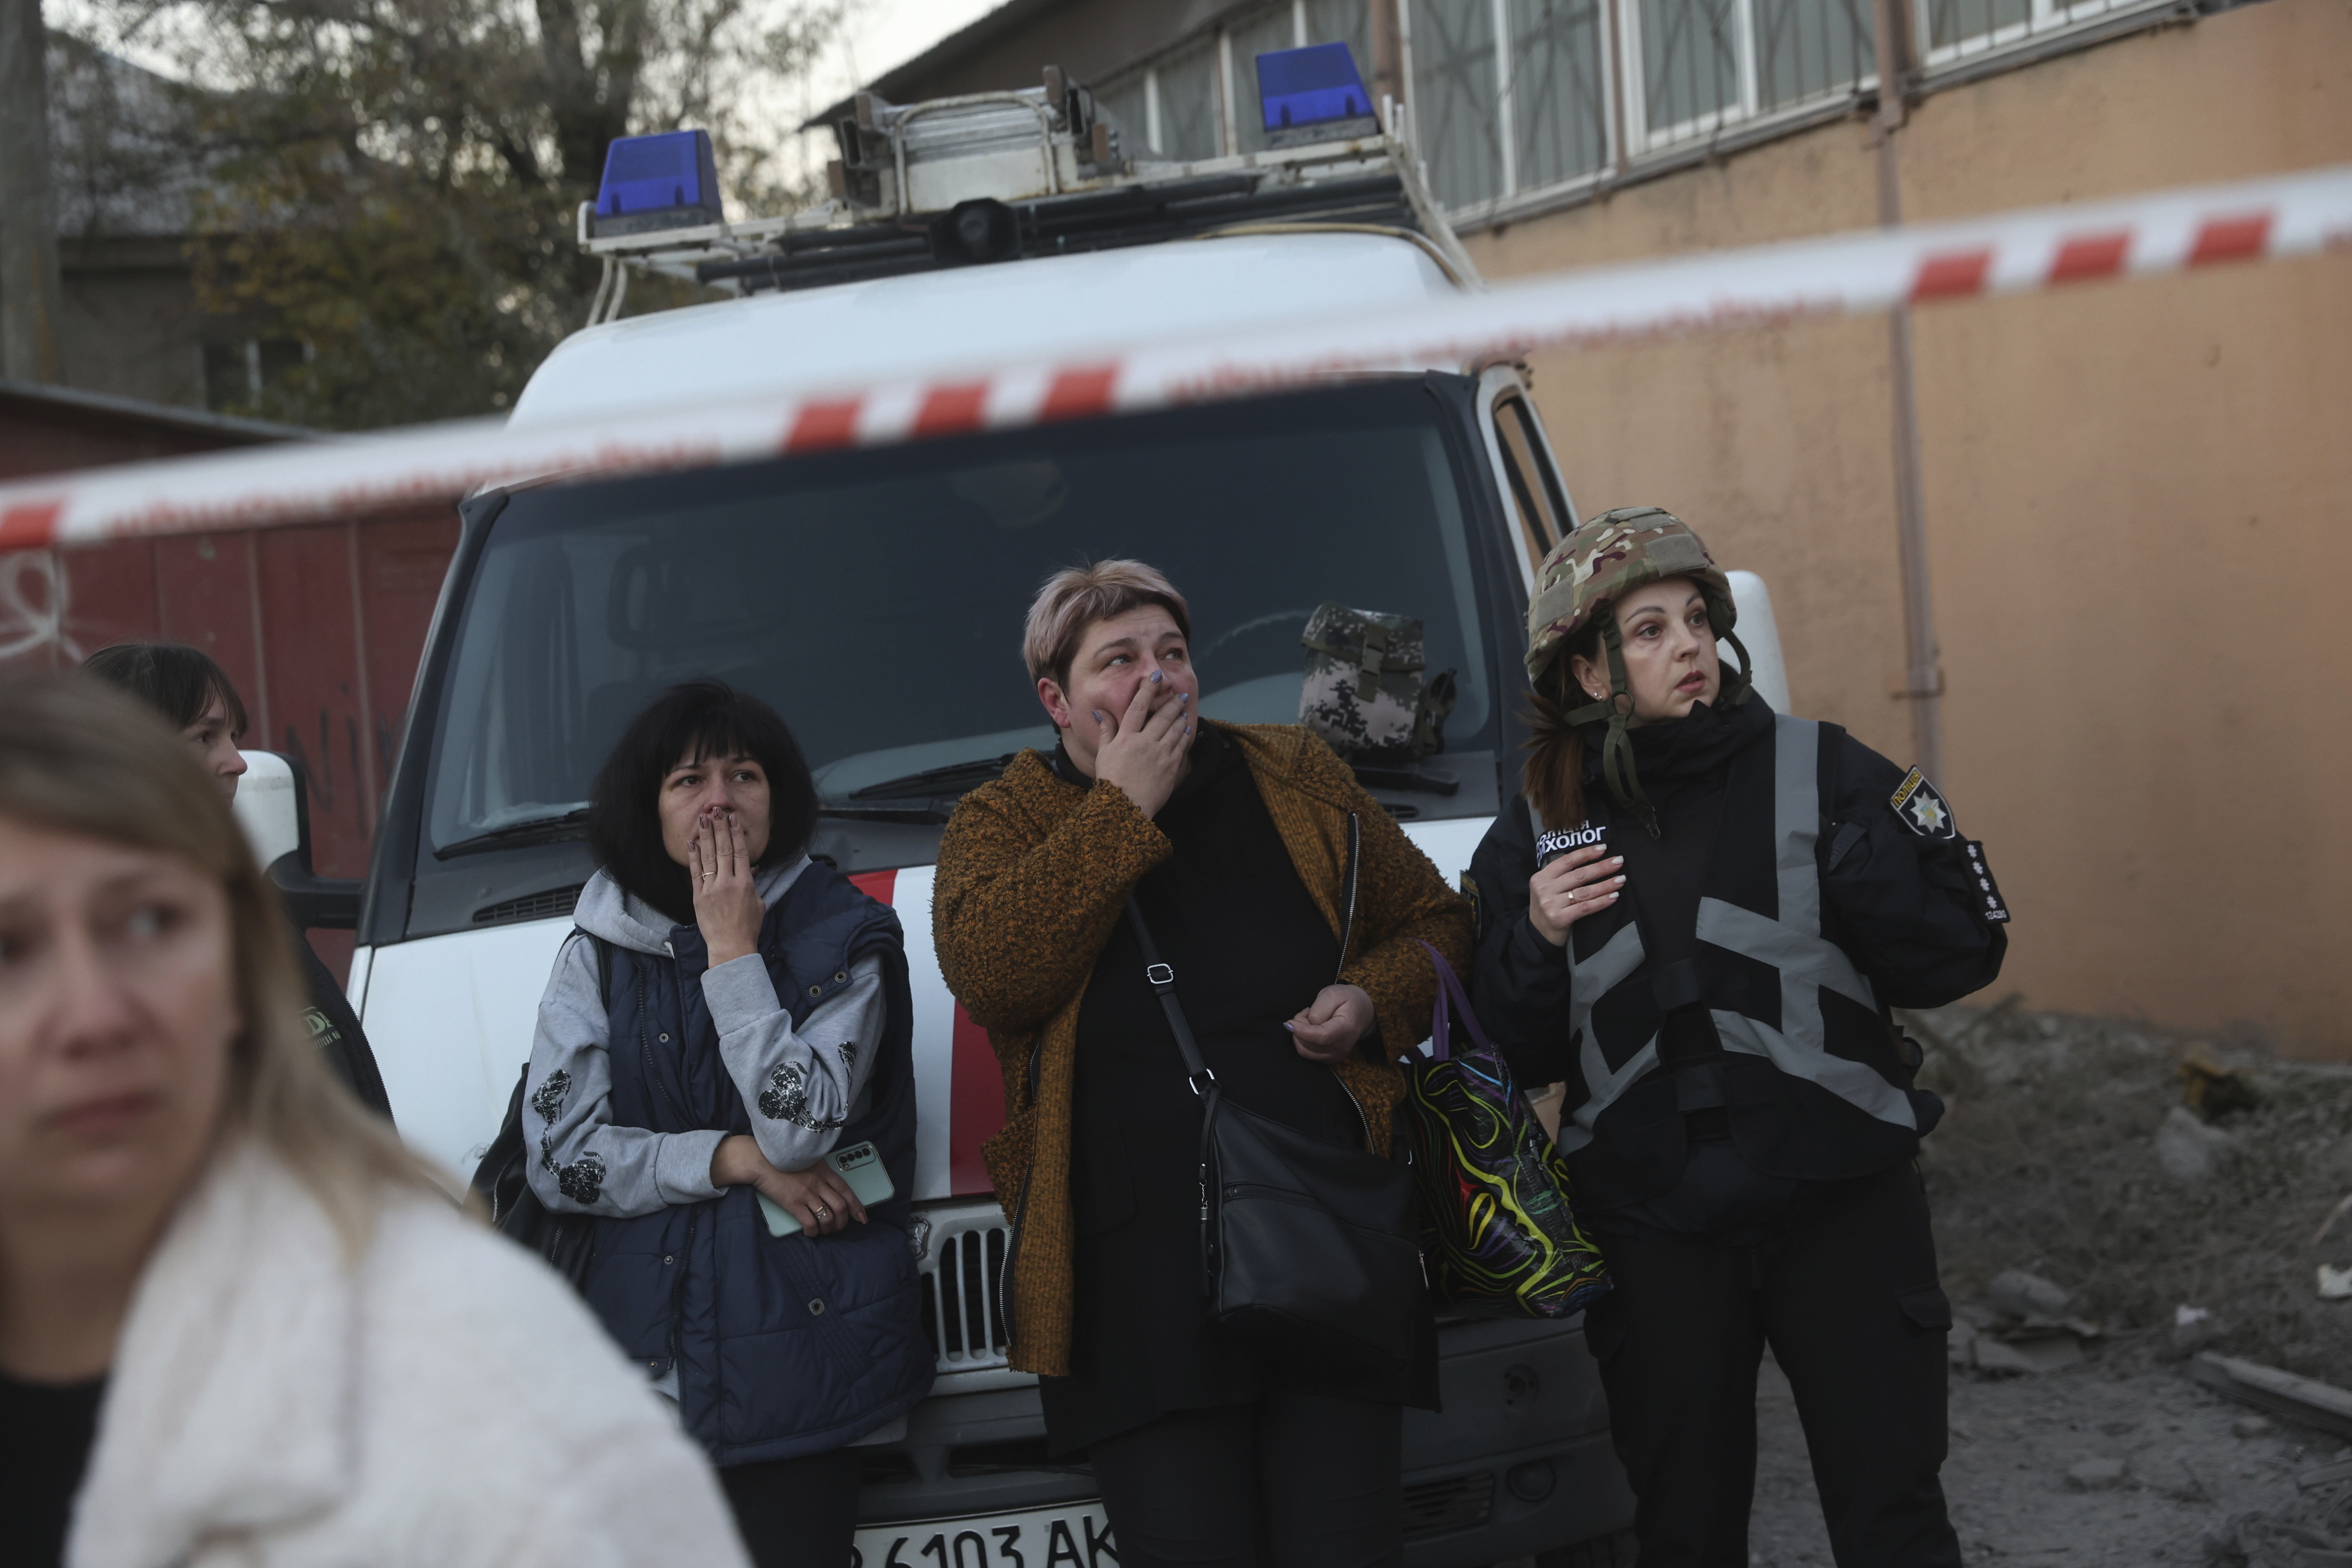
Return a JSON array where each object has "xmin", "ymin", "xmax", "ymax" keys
[
  {"xmin": 80, "ymin": 641, "xmax": 250, "ymax": 737},
  {"xmin": 587, "ymin": 681, "xmax": 818, "ymax": 926}
]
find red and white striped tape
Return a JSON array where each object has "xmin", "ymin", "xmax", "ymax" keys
[{"xmin": 3, "ymin": 163, "xmax": 2346, "ymax": 550}]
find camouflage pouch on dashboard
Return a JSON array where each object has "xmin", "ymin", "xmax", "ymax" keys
[{"xmin": 1298, "ymin": 602, "xmax": 1458, "ymax": 763}]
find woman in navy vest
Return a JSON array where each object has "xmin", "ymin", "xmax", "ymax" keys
[
  {"xmin": 524, "ymin": 681, "xmax": 931, "ymax": 1567},
  {"xmin": 1468, "ymin": 512, "xmax": 2007, "ymax": 1568}
]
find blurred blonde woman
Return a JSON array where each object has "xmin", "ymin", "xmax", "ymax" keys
[{"xmin": 0, "ymin": 677, "xmax": 747, "ymax": 1568}]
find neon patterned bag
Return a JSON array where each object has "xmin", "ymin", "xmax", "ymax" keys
[{"xmin": 1402, "ymin": 942, "xmax": 1611, "ymax": 1318}]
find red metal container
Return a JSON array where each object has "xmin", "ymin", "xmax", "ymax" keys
[{"xmin": 0, "ymin": 383, "xmax": 460, "ymax": 974}]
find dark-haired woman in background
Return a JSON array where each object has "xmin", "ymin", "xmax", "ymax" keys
[
  {"xmin": 81, "ymin": 640, "xmax": 394, "ymax": 1122},
  {"xmin": 524, "ymin": 680, "xmax": 931, "ymax": 1567}
]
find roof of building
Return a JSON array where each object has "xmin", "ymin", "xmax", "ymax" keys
[
  {"xmin": 511, "ymin": 228, "xmax": 1458, "ymax": 427},
  {"xmin": 46, "ymin": 34, "xmax": 227, "ymax": 241},
  {"xmin": 0, "ymin": 377, "xmax": 315, "ymax": 444}
]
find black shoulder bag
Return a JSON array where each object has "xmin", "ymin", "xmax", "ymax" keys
[
  {"xmin": 1126, "ymin": 900, "xmax": 1425, "ymax": 1376},
  {"xmin": 470, "ymin": 934, "xmax": 604, "ymax": 1290}
]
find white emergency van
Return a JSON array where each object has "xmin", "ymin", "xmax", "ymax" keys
[{"xmin": 282, "ymin": 52, "xmax": 1789, "ymax": 1567}]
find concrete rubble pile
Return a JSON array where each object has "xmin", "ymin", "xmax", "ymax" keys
[
  {"xmin": 1950, "ymin": 1269, "xmax": 2104, "ymax": 1374},
  {"xmin": 1907, "ymin": 998, "xmax": 2352, "ymax": 1386}
]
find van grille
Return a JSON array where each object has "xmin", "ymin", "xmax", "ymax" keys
[
  {"xmin": 1401, "ymin": 1472, "xmax": 1494, "ymax": 1539},
  {"xmin": 920, "ymin": 1215, "xmax": 1011, "ymax": 1373},
  {"xmin": 472, "ymin": 884, "xmax": 583, "ymax": 925}
]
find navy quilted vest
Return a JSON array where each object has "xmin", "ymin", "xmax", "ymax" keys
[{"xmin": 581, "ymin": 861, "xmax": 933, "ymax": 1466}]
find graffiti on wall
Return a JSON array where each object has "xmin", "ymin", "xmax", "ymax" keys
[{"xmin": 0, "ymin": 551, "xmax": 82, "ymax": 664}]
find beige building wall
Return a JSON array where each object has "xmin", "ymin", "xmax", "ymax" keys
[{"xmin": 1464, "ymin": 0, "xmax": 2352, "ymax": 1053}]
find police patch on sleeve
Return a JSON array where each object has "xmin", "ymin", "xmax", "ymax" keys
[
  {"xmin": 1962, "ymin": 840, "xmax": 2010, "ymax": 925},
  {"xmin": 1888, "ymin": 768, "xmax": 1957, "ymax": 841}
]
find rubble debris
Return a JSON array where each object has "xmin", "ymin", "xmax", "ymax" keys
[
  {"xmin": 2175, "ymin": 1305, "xmax": 2229, "ymax": 1359},
  {"xmin": 2192, "ymin": 1354, "xmax": 2352, "ymax": 1443},
  {"xmin": 2159, "ymin": 1103, "xmax": 2238, "ymax": 1182},
  {"xmin": 2314, "ymin": 1194, "xmax": 2352, "ymax": 1252},
  {"xmin": 2181, "ymin": 1054, "xmax": 2263, "ymax": 1122},
  {"xmin": 2238, "ymin": 1416, "xmax": 2279, "ymax": 1439},
  {"xmin": 1949, "ymin": 1269, "xmax": 2104, "ymax": 1372},
  {"xmin": 2299, "ymin": 1461, "xmax": 2352, "ymax": 1490},
  {"xmin": 1990, "ymin": 1270, "xmax": 2076, "ymax": 1319},
  {"xmin": 2320, "ymin": 1267, "xmax": 2352, "ymax": 1302},
  {"xmin": 1920, "ymin": 1000, "xmax": 2352, "ymax": 1382},
  {"xmin": 2202, "ymin": 1512, "xmax": 2352, "ymax": 1568},
  {"xmin": 2067, "ymin": 1457, "xmax": 2129, "ymax": 1490},
  {"xmin": 1951, "ymin": 1312, "xmax": 2081, "ymax": 1374}
]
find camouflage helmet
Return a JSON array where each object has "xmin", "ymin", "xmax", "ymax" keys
[
  {"xmin": 1523, "ymin": 506, "xmax": 1754, "ymax": 826},
  {"xmin": 1525, "ymin": 507, "xmax": 1739, "ymax": 683}
]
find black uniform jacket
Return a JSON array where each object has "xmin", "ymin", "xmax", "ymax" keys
[
  {"xmin": 292, "ymin": 925, "xmax": 396, "ymax": 1122},
  {"xmin": 1466, "ymin": 695, "xmax": 2004, "ymax": 1214}
]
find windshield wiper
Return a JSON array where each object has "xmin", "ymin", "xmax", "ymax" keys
[
  {"xmin": 436, "ymin": 807, "xmax": 591, "ymax": 858},
  {"xmin": 844, "ymin": 753, "xmax": 1021, "ymax": 803},
  {"xmin": 1351, "ymin": 763, "xmax": 1461, "ymax": 798}
]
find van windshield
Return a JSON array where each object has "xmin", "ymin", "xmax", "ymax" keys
[{"xmin": 424, "ymin": 379, "xmax": 1500, "ymax": 859}]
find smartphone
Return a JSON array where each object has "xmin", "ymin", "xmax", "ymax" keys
[{"xmin": 757, "ymin": 1141, "xmax": 895, "ymax": 1238}]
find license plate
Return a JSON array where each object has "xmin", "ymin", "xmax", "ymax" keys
[{"xmin": 852, "ymin": 1501, "xmax": 1118, "ymax": 1567}]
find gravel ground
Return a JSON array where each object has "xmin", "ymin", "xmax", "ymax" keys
[
  {"xmin": 1522, "ymin": 1001, "xmax": 2352, "ymax": 1567},
  {"xmin": 1750, "ymin": 1350, "xmax": 2335, "ymax": 1566}
]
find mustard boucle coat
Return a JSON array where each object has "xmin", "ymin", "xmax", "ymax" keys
[{"xmin": 932, "ymin": 721, "xmax": 1473, "ymax": 1377}]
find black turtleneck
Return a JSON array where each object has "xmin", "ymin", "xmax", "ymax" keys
[
  {"xmin": 1040, "ymin": 727, "xmax": 1422, "ymax": 1452},
  {"xmin": 1602, "ymin": 696, "xmax": 1771, "ymax": 969}
]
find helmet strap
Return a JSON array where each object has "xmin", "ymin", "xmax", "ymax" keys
[
  {"xmin": 1719, "ymin": 622, "xmax": 1757, "ymax": 707},
  {"xmin": 1561, "ymin": 620, "xmax": 1656, "ymax": 833}
]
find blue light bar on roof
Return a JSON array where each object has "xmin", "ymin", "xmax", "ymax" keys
[
  {"xmin": 1256, "ymin": 43, "xmax": 1374, "ymax": 133},
  {"xmin": 592, "ymin": 130, "xmax": 723, "ymax": 237}
]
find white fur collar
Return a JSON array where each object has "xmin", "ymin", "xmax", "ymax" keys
[{"xmin": 71, "ymin": 1140, "xmax": 358, "ymax": 1567}]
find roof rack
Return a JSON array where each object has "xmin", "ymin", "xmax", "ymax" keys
[{"xmin": 575, "ymin": 67, "xmax": 1476, "ymax": 323}]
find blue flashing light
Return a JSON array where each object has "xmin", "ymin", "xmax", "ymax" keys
[
  {"xmin": 593, "ymin": 130, "xmax": 723, "ymax": 236},
  {"xmin": 1256, "ymin": 43, "xmax": 1374, "ymax": 132}
]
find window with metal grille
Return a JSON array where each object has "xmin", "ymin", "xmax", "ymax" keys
[
  {"xmin": 1623, "ymin": 0, "xmax": 1876, "ymax": 152},
  {"xmin": 1093, "ymin": 70, "xmax": 1151, "ymax": 159},
  {"xmin": 1407, "ymin": 0, "xmax": 1503, "ymax": 210},
  {"xmin": 1157, "ymin": 36, "xmax": 1224, "ymax": 160},
  {"xmin": 1920, "ymin": 0, "xmax": 2166, "ymax": 68},
  {"xmin": 1407, "ymin": 0, "xmax": 1611, "ymax": 218},
  {"xmin": 1508, "ymin": 0, "xmax": 1612, "ymax": 195}
]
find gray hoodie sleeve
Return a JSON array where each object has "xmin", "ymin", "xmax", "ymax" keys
[
  {"xmin": 524, "ymin": 933, "xmax": 726, "ymax": 1218},
  {"xmin": 702, "ymin": 951, "xmax": 887, "ymax": 1173}
]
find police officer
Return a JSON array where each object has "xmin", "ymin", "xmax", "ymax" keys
[{"xmin": 1467, "ymin": 510, "xmax": 2007, "ymax": 1568}]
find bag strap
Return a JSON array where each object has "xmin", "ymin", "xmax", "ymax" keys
[
  {"xmin": 1415, "ymin": 939, "xmax": 1498, "ymax": 1063},
  {"xmin": 1127, "ymin": 898, "xmax": 1222, "ymax": 1298},
  {"xmin": 1127, "ymin": 900, "xmax": 1216, "ymax": 1098}
]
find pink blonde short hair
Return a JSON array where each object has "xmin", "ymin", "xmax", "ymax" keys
[{"xmin": 1022, "ymin": 560, "xmax": 1192, "ymax": 687}]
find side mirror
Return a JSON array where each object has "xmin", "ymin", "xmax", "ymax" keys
[{"xmin": 232, "ymin": 751, "xmax": 363, "ymax": 929}]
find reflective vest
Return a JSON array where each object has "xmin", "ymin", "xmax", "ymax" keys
[{"xmin": 1551, "ymin": 714, "xmax": 1936, "ymax": 1207}]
